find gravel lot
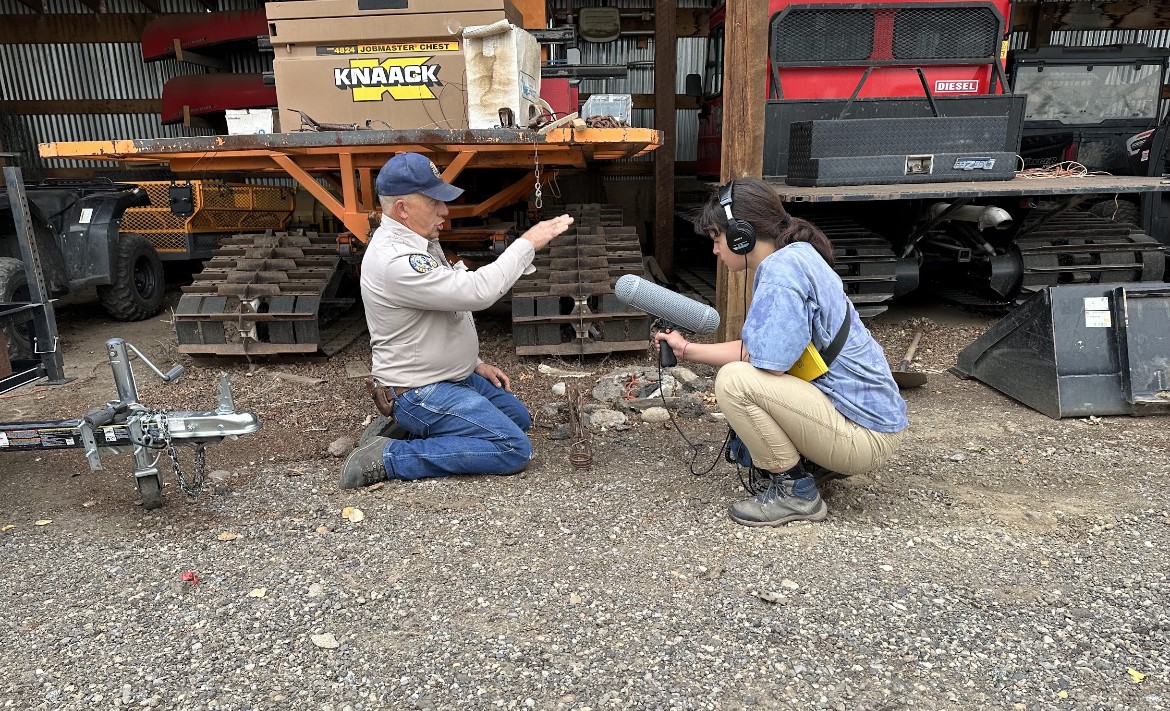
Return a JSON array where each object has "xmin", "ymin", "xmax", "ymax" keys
[{"xmin": 1, "ymin": 297, "xmax": 1168, "ymax": 711}]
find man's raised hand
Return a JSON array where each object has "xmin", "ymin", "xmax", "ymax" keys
[{"xmin": 520, "ymin": 214, "xmax": 574, "ymax": 251}]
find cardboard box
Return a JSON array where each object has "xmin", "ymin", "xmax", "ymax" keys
[
  {"xmin": 266, "ymin": 0, "xmax": 525, "ymax": 130},
  {"xmin": 226, "ymin": 109, "xmax": 280, "ymax": 135}
]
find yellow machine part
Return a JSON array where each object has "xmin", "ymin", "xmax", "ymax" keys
[{"xmin": 121, "ymin": 181, "xmax": 296, "ymax": 254}]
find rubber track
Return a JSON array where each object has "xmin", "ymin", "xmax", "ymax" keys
[
  {"xmin": 809, "ymin": 216, "xmax": 902, "ymax": 318},
  {"xmin": 510, "ymin": 204, "xmax": 651, "ymax": 356},
  {"xmin": 1015, "ymin": 212, "xmax": 1166, "ymax": 300},
  {"xmin": 172, "ymin": 231, "xmax": 344, "ymax": 355}
]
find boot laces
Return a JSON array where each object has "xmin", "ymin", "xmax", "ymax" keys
[
  {"xmin": 739, "ymin": 465, "xmax": 779, "ymax": 497},
  {"xmin": 351, "ymin": 439, "xmax": 388, "ymax": 484},
  {"xmin": 755, "ymin": 474, "xmax": 791, "ymax": 504}
]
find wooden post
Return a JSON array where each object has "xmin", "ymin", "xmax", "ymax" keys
[
  {"xmin": 654, "ymin": 0, "xmax": 677, "ymax": 279},
  {"xmin": 509, "ymin": 0, "xmax": 546, "ymax": 28},
  {"xmin": 715, "ymin": 0, "xmax": 767, "ymax": 341}
]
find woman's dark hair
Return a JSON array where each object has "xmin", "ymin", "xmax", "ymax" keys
[{"xmin": 693, "ymin": 177, "xmax": 835, "ymax": 266}]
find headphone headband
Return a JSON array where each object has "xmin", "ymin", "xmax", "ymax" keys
[
  {"xmin": 719, "ymin": 181, "xmax": 734, "ymax": 207},
  {"xmin": 719, "ymin": 179, "xmax": 756, "ymax": 256},
  {"xmin": 719, "ymin": 181, "xmax": 735, "ymax": 221}
]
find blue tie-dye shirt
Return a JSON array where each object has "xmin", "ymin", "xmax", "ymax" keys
[{"xmin": 741, "ymin": 241, "xmax": 908, "ymax": 433}]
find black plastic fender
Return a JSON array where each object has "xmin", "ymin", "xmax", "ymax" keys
[{"xmin": 58, "ymin": 187, "xmax": 151, "ymax": 287}]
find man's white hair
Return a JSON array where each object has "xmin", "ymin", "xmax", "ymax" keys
[{"xmin": 379, "ymin": 194, "xmax": 408, "ymax": 214}]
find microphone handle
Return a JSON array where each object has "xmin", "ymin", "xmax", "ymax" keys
[{"xmin": 659, "ymin": 325, "xmax": 677, "ymax": 368}]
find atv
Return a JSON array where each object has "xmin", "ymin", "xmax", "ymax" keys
[{"xmin": 0, "ymin": 179, "xmax": 163, "ymax": 358}]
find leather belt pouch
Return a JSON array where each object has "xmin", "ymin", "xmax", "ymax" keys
[{"xmin": 364, "ymin": 377, "xmax": 396, "ymax": 417}]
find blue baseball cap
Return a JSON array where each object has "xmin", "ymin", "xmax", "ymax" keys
[{"xmin": 375, "ymin": 152, "xmax": 464, "ymax": 202}]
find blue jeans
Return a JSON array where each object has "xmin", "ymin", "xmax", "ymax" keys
[{"xmin": 381, "ymin": 373, "xmax": 533, "ymax": 481}]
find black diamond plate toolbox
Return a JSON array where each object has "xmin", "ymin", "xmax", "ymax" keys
[{"xmin": 786, "ymin": 116, "xmax": 1017, "ymax": 187}]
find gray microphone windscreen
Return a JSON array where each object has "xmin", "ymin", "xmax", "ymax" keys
[{"xmin": 614, "ymin": 274, "xmax": 720, "ymax": 335}]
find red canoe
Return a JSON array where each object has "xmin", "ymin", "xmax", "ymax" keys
[
  {"xmin": 160, "ymin": 74, "xmax": 276, "ymax": 125},
  {"xmin": 142, "ymin": 9, "xmax": 268, "ymax": 62}
]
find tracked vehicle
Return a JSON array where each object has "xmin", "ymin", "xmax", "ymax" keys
[{"xmin": 693, "ymin": 0, "xmax": 1168, "ymax": 313}]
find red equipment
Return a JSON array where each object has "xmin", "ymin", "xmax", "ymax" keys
[
  {"xmin": 698, "ymin": 0, "xmax": 1011, "ymax": 176},
  {"xmin": 141, "ymin": 9, "xmax": 269, "ymax": 62},
  {"xmin": 690, "ymin": 0, "xmax": 1166, "ymax": 317},
  {"xmin": 160, "ymin": 74, "xmax": 277, "ymax": 125}
]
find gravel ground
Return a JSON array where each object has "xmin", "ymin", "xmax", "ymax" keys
[{"xmin": 1, "ymin": 300, "xmax": 1168, "ymax": 711}]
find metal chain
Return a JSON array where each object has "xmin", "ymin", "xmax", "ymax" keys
[
  {"xmin": 158, "ymin": 411, "xmax": 206, "ymax": 496},
  {"xmin": 532, "ymin": 138, "xmax": 543, "ymax": 210}
]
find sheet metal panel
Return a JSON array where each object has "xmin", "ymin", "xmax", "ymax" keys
[
  {"xmin": 1051, "ymin": 29, "xmax": 1170, "ymax": 48},
  {"xmin": 616, "ymin": 108, "xmax": 696, "ymax": 162},
  {"xmin": 675, "ymin": 36, "xmax": 706, "ymax": 90},
  {"xmin": 557, "ymin": 12, "xmax": 704, "ymax": 162},
  {"xmin": 675, "ymin": 108, "xmax": 697, "ymax": 162},
  {"xmin": 1011, "ymin": 29, "xmax": 1170, "ymax": 51},
  {"xmin": 229, "ymin": 50, "xmax": 273, "ymax": 75},
  {"xmin": 0, "ymin": 44, "xmax": 203, "ymax": 101},
  {"xmin": 0, "ymin": 0, "xmax": 213, "ymax": 12}
]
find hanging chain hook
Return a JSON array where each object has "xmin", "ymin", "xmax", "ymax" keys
[
  {"xmin": 158, "ymin": 410, "xmax": 207, "ymax": 496},
  {"xmin": 532, "ymin": 137, "xmax": 543, "ymax": 211}
]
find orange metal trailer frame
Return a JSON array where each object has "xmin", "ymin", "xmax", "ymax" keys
[{"xmin": 39, "ymin": 127, "xmax": 662, "ymax": 241}]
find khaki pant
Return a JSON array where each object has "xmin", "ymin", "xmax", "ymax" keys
[{"xmin": 714, "ymin": 361, "xmax": 905, "ymax": 474}]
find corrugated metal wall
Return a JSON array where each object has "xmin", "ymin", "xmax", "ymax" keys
[
  {"xmin": 4, "ymin": 0, "xmax": 704, "ymax": 172},
  {"xmin": 1050, "ymin": 29, "xmax": 1170, "ymax": 48},
  {"xmin": 548, "ymin": 0, "xmax": 709, "ymax": 163},
  {"xmin": 0, "ymin": 0, "xmax": 261, "ymax": 175},
  {"xmin": 1010, "ymin": 29, "xmax": 1170, "ymax": 51},
  {"xmin": 13, "ymin": 1, "xmax": 1166, "ymax": 174}
]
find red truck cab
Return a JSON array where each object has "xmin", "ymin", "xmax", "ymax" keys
[{"xmin": 695, "ymin": 0, "xmax": 1013, "ymax": 177}]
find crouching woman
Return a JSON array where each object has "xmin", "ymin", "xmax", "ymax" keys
[{"xmin": 656, "ymin": 178, "xmax": 908, "ymax": 526}]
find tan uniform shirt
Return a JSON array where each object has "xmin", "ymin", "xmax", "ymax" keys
[{"xmin": 361, "ymin": 215, "xmax": 536, "ymax": 389}]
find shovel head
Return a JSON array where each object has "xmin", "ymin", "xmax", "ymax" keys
[{"xmin": 893, "ymin": 370, "xmax": 928, "ymax": 389}]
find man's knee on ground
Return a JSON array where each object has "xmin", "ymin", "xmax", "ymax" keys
[{"xmin": 499, "ymin": 433, "xmax": 533, "ymax": 472}]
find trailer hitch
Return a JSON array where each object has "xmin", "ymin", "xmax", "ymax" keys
[{"xmin": 0, "ymin": 338, "xmax": 261, "ymax": 510}]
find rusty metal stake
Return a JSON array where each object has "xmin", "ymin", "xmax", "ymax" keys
[{"xmin": 566, "ymin": 384, "xmax": 593, "ymax": 470}]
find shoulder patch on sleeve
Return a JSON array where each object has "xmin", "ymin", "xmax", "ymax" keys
[{"xmin": 407, "ymin": 253, "xmax": 440, "ymax": 274}]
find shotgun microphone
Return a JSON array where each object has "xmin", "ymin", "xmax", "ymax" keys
[{"xmin": 615, "ymin": 274, "xmax": 720, "ymax": 366}]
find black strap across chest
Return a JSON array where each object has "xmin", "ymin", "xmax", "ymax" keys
[{"xmin": 820, "ymin": 309, "xmax": 852, "ymax": 370}]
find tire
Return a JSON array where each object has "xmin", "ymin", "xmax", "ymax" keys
[
  {"xmin": 0, "ymin": 257, "xmax": 33, "ymax": 361},
  {"xmin": 1089, "ymin": 199, "xmax": 1141, "ymax": 227},
  {"xmin": 137, "ymin": 474, "xmax": 164, "ymax": 511},
  {"xmin": 97, "ymin": 233, "xmax": 165, "ymax": 322}
]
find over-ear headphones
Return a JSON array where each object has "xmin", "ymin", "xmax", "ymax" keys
[{"xmin": 719, "ymin": 181, "xmax": 756, "ymax": 255}]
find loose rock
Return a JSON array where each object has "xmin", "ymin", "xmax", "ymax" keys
[{"xmin": 328, "ymin": 437, "xmax": 355, "ymax": 458}]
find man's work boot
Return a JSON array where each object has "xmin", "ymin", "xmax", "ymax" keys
[
  {"xmin": 729, "ymin": 465, "xmax": 827, "ymax": 527},
  {"xmin": 340, "ymin": 436, "xmax": 390, "ymax": 489}
]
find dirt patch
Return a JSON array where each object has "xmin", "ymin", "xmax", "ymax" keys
[
  {"xmin": 4, "ymin": 300, "xmax": 1169, "ymax": 708},
  {"xmin": 2, "ymin": 298, "xmax": 1167, "ymax": 533}
]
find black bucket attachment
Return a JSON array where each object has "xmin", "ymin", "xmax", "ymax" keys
[{"xmin": 952, "ymin": 283, "xmax": 1170, "ymax": 418}]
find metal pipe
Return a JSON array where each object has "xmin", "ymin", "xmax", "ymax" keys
[
  {"xmin": 106, "ymin": 339, "xmax": 139, "ymax": 406},
  {"xmin": 929, "ymin": 202, "xmax": 1014, "ymax": 231}
]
